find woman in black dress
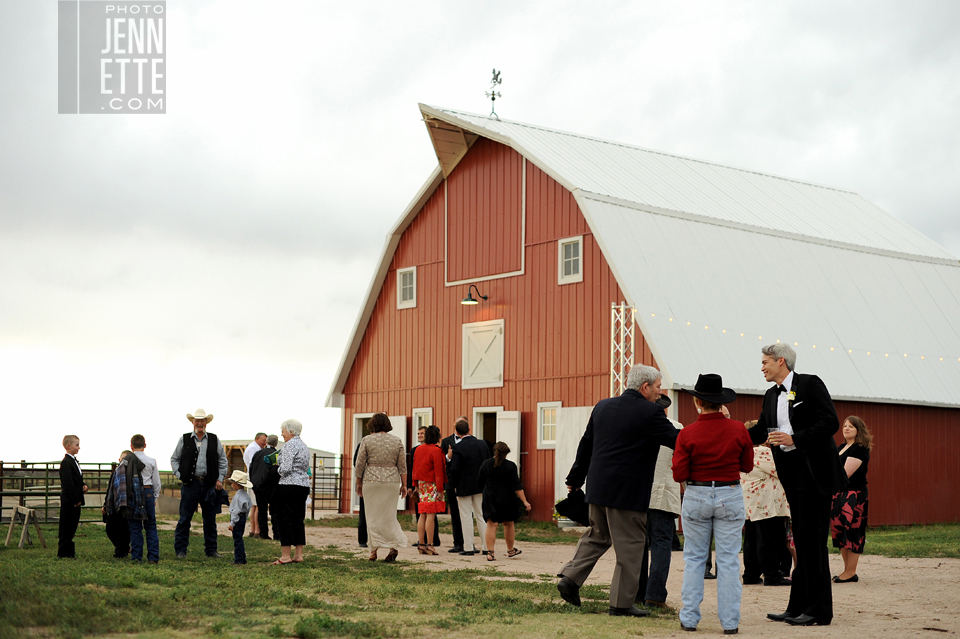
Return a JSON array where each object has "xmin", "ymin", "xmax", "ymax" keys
[
  {"xmin": 477, "ymin": 442, "xmax": 531, "ymax": 561},
  {"xmin": 829, "ymin": 415, "xmax": 872, "ymax": 583}
]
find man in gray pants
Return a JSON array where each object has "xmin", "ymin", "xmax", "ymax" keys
[{"xmin": 558, "ymin": 365, "xmax": 679, "ymax": 617}]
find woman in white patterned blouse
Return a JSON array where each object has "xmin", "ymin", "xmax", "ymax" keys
[
  {"xmin": 355, "ymin": 413, "xmax": 408, "ymax": 561},
  {"xmin": 273, "ymin": 418, "xmax": 310, "ymax": 565}
]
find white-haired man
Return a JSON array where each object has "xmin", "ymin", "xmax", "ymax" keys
[
  {"xmin": 558, "ymin": 364, "xmax": 680, "ymax": 617},
  {"xmin": 753, "ymin": 344, "xmax": 846, "ymax": 627}
]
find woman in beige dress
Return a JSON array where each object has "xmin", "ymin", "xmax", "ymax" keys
[{"xmin": 354, "ymin": 413, "xmax": 408, "ymax": 562}]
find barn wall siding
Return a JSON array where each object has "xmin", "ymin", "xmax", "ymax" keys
[
  {"xmin": 340, "ymin": 145, "xmax": 660, "ymax": 519},
  {"xmin": 677, "ymin": 393, "xmax": 960, "ymax": 525}
]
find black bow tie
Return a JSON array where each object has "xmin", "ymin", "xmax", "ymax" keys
[{"xmin": 777, "ymin": 384, "xmax": 789, "ymax": 394}]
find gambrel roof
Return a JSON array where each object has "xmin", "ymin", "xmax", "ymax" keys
[{"xmin": 326, "ymin": 105, "xmax": 960, "ymax": 408}]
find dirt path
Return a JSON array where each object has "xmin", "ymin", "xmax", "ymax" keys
[{"xmin": 279, "ymin": 524, "xmax": 960, "ymax": 637}]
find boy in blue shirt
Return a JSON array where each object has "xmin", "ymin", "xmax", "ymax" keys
[{"xmin": 227, "ymin": 470, "xmax": 253, "ymax": 565}]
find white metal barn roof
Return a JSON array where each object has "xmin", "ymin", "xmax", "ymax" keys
[{"xmin": 326, "ymin": 105, "xmax": 960, "ymax": 408}]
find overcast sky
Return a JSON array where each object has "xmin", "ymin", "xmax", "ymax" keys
[{"xmin": 1, "ymin": 0, "xmax": 958, "ymax": 468}]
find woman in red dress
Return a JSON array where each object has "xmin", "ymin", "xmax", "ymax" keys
[{"xmin": 411, "ymin": 425, "xmax": 447, "ymax": 555}]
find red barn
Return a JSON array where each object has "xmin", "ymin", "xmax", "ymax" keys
[{"xmin": 326, "ymin": 104, "xmax": 960, "ymax": 525}]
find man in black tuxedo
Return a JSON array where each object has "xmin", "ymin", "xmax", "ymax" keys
[
  {"xmin": 440, "ymin": 420, "xmax": 466, "ymax": 552},
  {"xmin": 446, "ymin": 419, "xmax": 493, "ymax": 555},
  {"xmin": 752, "ymin": 344, "xmax": 846, "ymax": 626},
  {"xmin": 557, "ymin": 364, "xmax": 679, "ymax": 617},
  {"xmin": 58, "ymin": 434, "xmax": 88, "ymax": 558},
  {"xmin": 250, "ymin": 434, "xmax": 280, "ymax": 540}
]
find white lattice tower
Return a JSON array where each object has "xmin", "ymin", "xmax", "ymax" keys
[{"xmin": 609, "ymin": 302, "xmax": 636, "ymax": 397}]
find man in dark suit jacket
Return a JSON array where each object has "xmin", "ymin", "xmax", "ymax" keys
[
  {"xmin": 58, "ymin": 435, "xmax": 88, "ymax": 558},
  {"xmin": 751, "ymin": 343, "xmax": 846, "ymax": 626},
  {"xmin": 446, "ymin": 420, "xmax": 493, "ymax": 555},
  {"xmin": 557, "ymin": 365, "xmax": 679, "ymax": 617},
  {"xmin": 250, "ymin": 435, "xmax": 280, "ymax": 540},
  {"xmin": 440, "ymin": 423, "xmax": 466, "ymax": 552}
]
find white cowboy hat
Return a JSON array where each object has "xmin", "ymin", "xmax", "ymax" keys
[
  {"xmin": 227, "ymin": 470, "xmax": 253, "ymax": 489},
  {"xmin": 186, "ymin": 408, "xmax": 214, "ymax": 423}
]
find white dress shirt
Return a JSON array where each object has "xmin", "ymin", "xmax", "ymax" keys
[
  {"xmin": 243, "ymin": 440, "xmax": 262, "ymax": 471},
  {"xmin": 775, "ymin": 371, "xmax": 798, "ymax": 452}
]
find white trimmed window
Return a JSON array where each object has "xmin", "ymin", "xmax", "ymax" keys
[
  {"xmin": 557, "ymin": 236, "xmax": 583, "ymax": 285},
  {"xmin": 397, "ymin": 266, "xmax": 417, "ymax": 309},
  {"xmin": 537, "ymin": 401, "xmax": 561, "ymax": 449},
  {"xmin": 412, "ymin": 407, "xmax": 433, "ymax": 430}
]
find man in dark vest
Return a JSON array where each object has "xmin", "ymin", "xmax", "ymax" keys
[
  {"xmin": 250, "ymin": 434, "xmax": 280, "ymax": 540},
  {"xmin": 171, "ymin": 408, "xmax": 228, "ymax": 558}
]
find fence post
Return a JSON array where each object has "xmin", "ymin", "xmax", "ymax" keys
[
  {"xmin": 20, "ymin": 460, "xmax": 26, "ymax": 510},
  {"xmin": 310, "ymin": 454, "xmax": 317, "ymax": 520}
]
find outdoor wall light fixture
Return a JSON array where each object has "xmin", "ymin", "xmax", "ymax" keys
[{"xmin": 460, "ymin": 284, "xmax": 488, "ymax": 305}]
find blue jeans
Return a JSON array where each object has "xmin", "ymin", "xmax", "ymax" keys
[
  {"xmin": 680, "ymin": 485, "xmax": 746, "ymax": 631},
  {"xmin": 129, "ymin": 487, "xmax": 159, "ymax": 562},
  {"xmin": 640, "ymin": 509, "xmax": 677, "ymax": 603},
  {"xmin": 232, "ymin": 512, "xmax": 247, "ymax": 564},
  {"xmin": 175, "ymin": 481, "xmax": 219, "ymax": 556}
]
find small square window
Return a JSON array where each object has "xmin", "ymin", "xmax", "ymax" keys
[
  {"xmin": 537, "ymin": 401, "xmax": 561, "ymax": 449},
  {"xmin": 557, "ymin": 236, "xmax": 583, "ymax": 285},
  {"xmin": 397, "ymin": 266, "xmax": 416, "ymax": 309}
]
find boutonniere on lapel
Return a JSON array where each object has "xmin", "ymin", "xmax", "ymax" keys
[{"xmin": 787, "ymin": 391, "xmax": 797, "ymax": 403}]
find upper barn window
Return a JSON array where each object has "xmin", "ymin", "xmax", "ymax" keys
[
  {"xmin": 397, "ymin": 266, "xmax": 417, "ymax": 309},
  {"xmin": 558, "ymin": 236, "xmax": 583, "ymax": 285}
]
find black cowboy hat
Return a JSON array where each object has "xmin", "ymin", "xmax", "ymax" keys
[
  {"xmin": 655, "ymin": 394, "xmax": 672, "ymax": 409},
  {"xmin": 685, "ymin": 373, "xmax": 737, "ymax": 405}
]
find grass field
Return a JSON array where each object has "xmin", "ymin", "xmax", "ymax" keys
[{"xmin": 1, "ymin": 518, "xmax": 956, "ymax": 638}]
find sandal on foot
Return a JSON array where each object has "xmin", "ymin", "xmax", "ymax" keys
[
  {"xmin": 486, "ymin": 552, "xmax": 496, "ymax": 561},
  {"xmin": 425, "ymin": 546, "xmax": 439, "ymax": 556},
  {"xmin": 271, "ymin": 558, "xmax": 294, "ymax": 565},
  {"xmin": 507, "ymin": 548, "xmax": 522, "ymax": 557},
  {"xmin": 384, "ymin": 549, "xmax": 399, "ymax": 563},
  {"xmin": 368, "ymin": 551, "xmax": 378, "ymax": 561}
]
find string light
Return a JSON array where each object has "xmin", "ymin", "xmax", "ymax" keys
[{"xmin": 641, "ymin": 312, "xmax": 960, "ymax": 363}]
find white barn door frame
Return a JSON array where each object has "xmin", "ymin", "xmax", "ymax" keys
[
  {"xmin": 389, "ymin": 415, "xmax": 407, "ymax": 511},
  {"xmin": 555, "ymin": 406, "xmax": 594, "ymax": 508},
  {"xmin": 496, "ymin": 410, "xmax": 521, "ymax": 475}
]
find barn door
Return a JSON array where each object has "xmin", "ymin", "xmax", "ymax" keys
[
  {"xmin": 496, "ymin": 410, "xmax": 521, "ymax": 474},
  {"xmin": 389, "ymin": 415, "xmax": 407, "ymax": 510},
  {"xmin": 555, "ymin": 406, "xmax": 594, "ymax": 505},
  {"xmin": 462, "ymin": 319, "xmax": 505, "ymax": 389}
]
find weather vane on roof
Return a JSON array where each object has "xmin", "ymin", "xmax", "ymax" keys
[{"xmin": 485, "ymin": 69, "xmax": 502, "ymax": 119}]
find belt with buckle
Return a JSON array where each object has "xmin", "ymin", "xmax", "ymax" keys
[
  {"xmin": 194, "ymin": 475, "xmax": 206, "ymax": 482},
  {"xmin": 686, "ymin": 480, "xmax": 739, "ymax": 487}
]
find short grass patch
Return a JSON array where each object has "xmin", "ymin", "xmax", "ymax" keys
[
  {"xmin": 2, "ymin": 519, "xmax": 955, "ymax": 638},
  {"xmin": 0, "ymin": 523, "xmax": 674, "ymax": 639}
]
